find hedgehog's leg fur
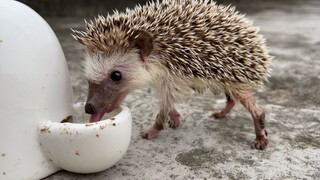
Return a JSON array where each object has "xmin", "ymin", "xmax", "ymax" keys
[
  {"xmin": 235, "ymin": 91, "xmax": 268, "ymax": 150},
  {"xmin": 212, "ymin": 93, "xmax": 236, "ymax": 119},
  {"xmin": 168, "ymin": 108, "xmax": 180, "ymax": 129}
]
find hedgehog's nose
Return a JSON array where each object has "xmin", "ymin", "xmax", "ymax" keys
[{"xmin": 85, "ymin": 103, "xmax": 96, "ymax": 114}]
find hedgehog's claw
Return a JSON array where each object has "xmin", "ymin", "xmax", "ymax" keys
[
  {"xmin": 168, "ymin": 109, "xmax": 180, "ymax": 129},
  {"xmin": 211, "ymin": 111, "xmax": 226, "ymax": 119},
  {"xmin": 211, "ymin": 93, "xmax": 235, "ymax": 119},
  {"xmin": 251, "ymin": 136, "xmax": 269, "ymax": 150},
  {"xmin": 140, "ymin": 127, "xmax": 161, "ymax": 139}
]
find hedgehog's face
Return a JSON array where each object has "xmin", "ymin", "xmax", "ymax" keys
[{"xmin": 83, "ymin": 30, "xmax": 154, "ymax": 122}]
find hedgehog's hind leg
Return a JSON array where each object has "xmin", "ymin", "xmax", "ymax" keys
[
  {"xmin": 212, "ymin": 93, "xmax": 236, "ymax": 119},
  {"xmin": 235, "ymin": 91, "xmax": 268, "ymax": 150}
]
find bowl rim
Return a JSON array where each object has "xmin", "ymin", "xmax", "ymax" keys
[
  {"xmin": 72, "ymin": 102, "xmax": 130, "ymax": 124},
  {"xmin": 39, "ymin": 103, "xmax": 131, "ymax": 129}
]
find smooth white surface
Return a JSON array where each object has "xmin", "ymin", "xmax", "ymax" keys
[
  {"xmin": 0, "ymin": 1, "xmax": 73, "ymax": 179},
  {"xmin": 38, "ymin": 104, "xmax": 132, "ymax": 173}
]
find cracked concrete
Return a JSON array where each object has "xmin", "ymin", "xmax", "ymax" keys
[{"xmin": 22, "ymin": 0, "xmax": 320, "ymax": 179}]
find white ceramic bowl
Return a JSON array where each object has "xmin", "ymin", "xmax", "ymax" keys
[{"xmin": 38, "ymin": 103, "xmax": 132, "ymax": 173}]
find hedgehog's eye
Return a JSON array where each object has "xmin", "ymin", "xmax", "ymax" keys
[{"xmin": 110, "ymin": 71, "xmax": 122, "ymax": 81}]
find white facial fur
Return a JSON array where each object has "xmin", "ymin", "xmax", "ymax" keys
[{"xmin": 83, "ymin": 50, "xmax": 153, "ymax": 90}]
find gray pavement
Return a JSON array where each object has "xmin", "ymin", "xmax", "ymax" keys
[{"xmin": 43, "ymin": 0, "xmax": 320, "ymax": 179}]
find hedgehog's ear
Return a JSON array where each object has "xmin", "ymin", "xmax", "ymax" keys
[{"xmin": 129, "ymin": 30, "xmax": 153, "ymax": 61}]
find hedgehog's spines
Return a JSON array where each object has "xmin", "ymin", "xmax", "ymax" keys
[{"xmin": 72, "ymin": 0, "xmax": 271, "ymax": 89}]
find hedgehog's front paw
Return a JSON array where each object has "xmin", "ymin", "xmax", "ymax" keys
[
  {"xmin": 140, "ymin": 127, "xmax": 161, "ymax": 139},
  {"xmin": 168, "ymin": 110, "xmax": 180, "ymax": 129},
  {"xmin": 251, "ymin": 137, "xmax": 269, "ymax": 150},
  {"xmin": 211, "ymin": 111, "xmax": 226, "ymax": 119}
]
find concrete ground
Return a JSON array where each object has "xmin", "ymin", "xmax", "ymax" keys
[{"xmin": 41, "ymin": 0, "xmax": 320, "ymax": 179}]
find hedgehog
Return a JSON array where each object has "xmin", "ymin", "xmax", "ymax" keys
[{"xmin": 72, "ymin": 0, "xmax": 272, "ymax": 150}]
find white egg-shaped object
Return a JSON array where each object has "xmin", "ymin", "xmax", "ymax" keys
[
  {"xmin": 0, "ymin": 1, "xmax": 73, "ymax": 179},
  {"xmin": 0, "ymin": 1, "xmax": 132, "ymax": 179}
]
